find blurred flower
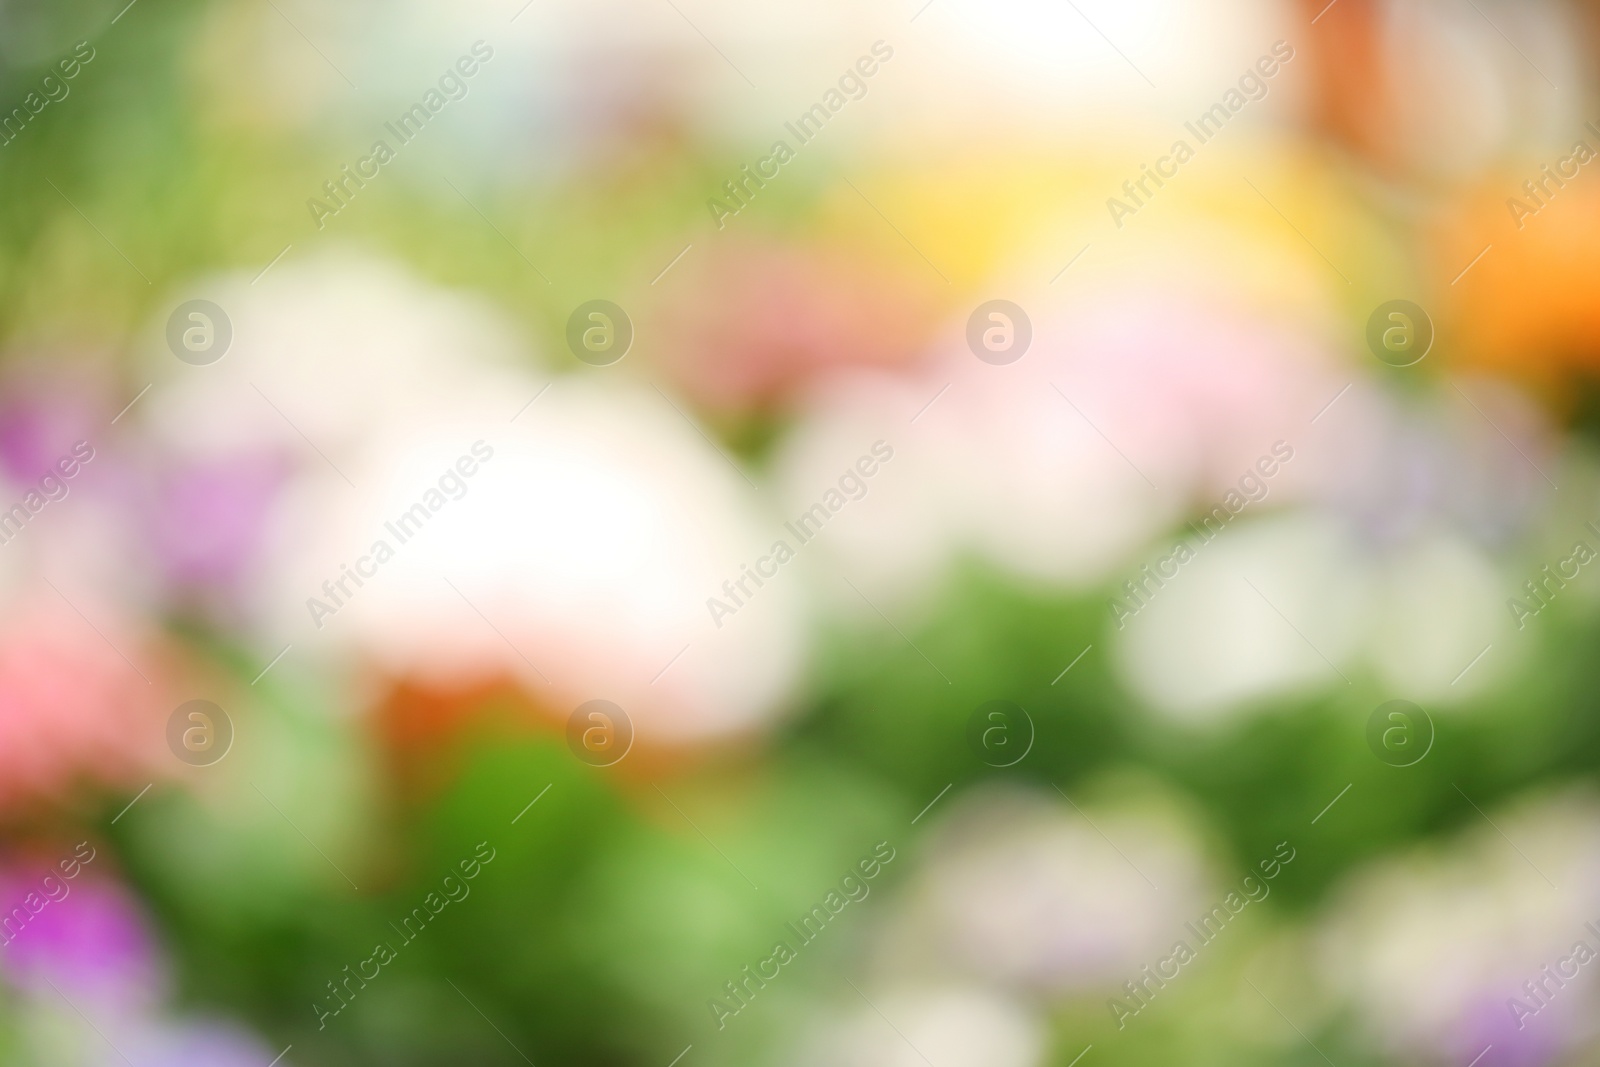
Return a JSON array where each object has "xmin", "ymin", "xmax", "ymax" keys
[
  {"xmin": 944, "ymin": 286, "xmax": 1344, "ymax": 577},
  {"xmin": 1320, "ymin": 380, "xmax": 1552, "ymax": 554},
  {"xmin": 1301, "ymin": 0, "xmax": 1582, "ymax": 187},
  {"xmin": 0, "ymin": 862, "xmax": 281, "ymax": 1067},
  {"xmin": 1111, "ymin": 507, "xmax": 1523, "ymax": 720},
  {"xmin": 136, "ymin": 252, "xmax": 534, "ymax": 625},
  {"xmin": 139, "ymin": 451, "xmax": 291, "ymax": 611},
  {"xmin": 0, "ymin": 362, "xmax": 147, "ymax": 608},
  {"xmin": 110, "ymin": 1019, "xmax": 282, "ymax": 1067},
  {"xmin": 196, "ymin": 0, "xmax": 876, "ymax": 177},
  {"xmin": 791, "ymin": 985, "xmax": 1043, "ymax": 1067},
  {"xmin": 1111, "ymin": 375, "xmax": 1552, "ymax": 720},
  {"xmin": 768, "ymin": 370, "xmax": 973, "ymax": 608},
  {"xmin": 1318, "ymin": 787, "xmax": 1600, "ymax": 1066},
  {"xmin": 0, "ymin": 590, "xmax": 173, "ymax": 818},
  {"xmin": 1112, "ymin": 510, "xmax": 1369, "ymax": 720},
  {"xmin": 883, "ymin": 786, "xmax": 1209, "ymax": 995},
  {"xmin": 0, "ymin": 863, "xmax": 164, "ymax": 1016},
  {"xmin": 140, "ymin": 252, "xmax": 528, "ymax": 464},
  {"xmin": 773, "ymin": 251, "xmax": 1349, "ymax": 608},
  {"xmin": 267, "ymin": 377, "xmax": 808, "ymax": 744},
  {"xmin": 646, "ymin": 235, "xmax": 944, "ymax": 416},
  {"xmin": 1440, "ymin": 181, "xmax": 1600, "ymax": 389},
  {"xmin": 0, "ymin": 367, "xmax": 178, "ymax": 818},
  {"xmin": 0, "ymin": 367, "xmax": 107, "ymax": 489},
  {"xmin": 859, "ymin": 0, "xmax": 1291, "ymax": 150}
]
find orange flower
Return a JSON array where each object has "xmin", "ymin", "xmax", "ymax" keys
[{"xmin": 1434, "ymin": 177, "xmax": 1600, "ymax": 398}]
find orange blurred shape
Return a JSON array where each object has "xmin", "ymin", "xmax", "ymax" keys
[
  {"xmin": 1296, "ymin": 0, "xmax": 1397, "ymax": 175},
  {"xmin": 1433, "ymin": 178, "xmax": 1600, "ymax": 396},
  {"xmin": 370, "ymin": 674, "xmax": 713, "ymax": 801},
  {"xmin": 372, "ymin": 674, "xmax": 543, "ymax": 798}
]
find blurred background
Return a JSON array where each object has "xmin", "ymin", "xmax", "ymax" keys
[{"xmin": 3, "ymin": 0, "xmax": 1600, "ymax": 1063}]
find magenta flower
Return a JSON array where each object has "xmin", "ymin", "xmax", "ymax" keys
[{"xmin": 0, "ymin": 863, "xmax": 164, "ymax": 1015}]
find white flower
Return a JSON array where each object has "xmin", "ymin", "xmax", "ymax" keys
[
  {"xmin": 268, "ymin": 377, "xmax": 807, "ymax": 743},
  {"xmin": 792, "ymin": 985, "xmax": 1044, "ymax": 1067},
  {"xmin": 890, "ymin": 785, "xmax": 1210, "ymax": 993},
  {"xmin": 140, "ymin": 252, "xmax": 529, "ymax": 459},
  {"xmin": 1318, "ymin": 788, "xmax": 1600, "ymax": 1064},
  {"xmin": 1110, "ymin": 376, "xmax": 1554, "ymax": 723},
  {"xmin": 1112, "ymin": 510, "xmax": 1368, "ymax": 720}
]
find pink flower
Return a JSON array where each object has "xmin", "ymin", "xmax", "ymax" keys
[
  {"xmin": 647, "ymin": 236, "xmax": 944, "ymax": 414},
  {"xmin": 0, "ymin": 590, "xmax": 172, "ymax": 816},
  {"xmin": 772, "ymin": 278, "xmax": 1348, "ymax": 604}
]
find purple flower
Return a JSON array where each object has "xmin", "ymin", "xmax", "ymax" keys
[
  {"xmin": 144, "ymin": 451, "xmax": 290, "ymax": 592},
  {"xmin": 1459, "ymin": 992, "xmax": 1567, "ymax": 1067},
  {"xmin": 0, "ymin": 390, "xmax": 98, "ymax": 488},
  {"xmin": 116, "ymin": 1018, "xmax": 282, "ymax": 1067},
  {"xmin": 0, "ymin": 869, "xmax": 166, "ymax": 1016}
]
